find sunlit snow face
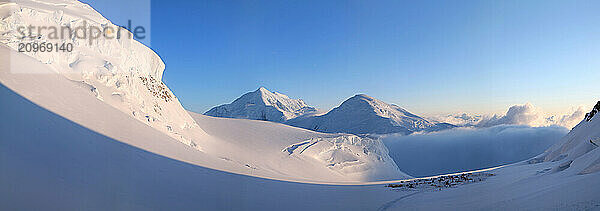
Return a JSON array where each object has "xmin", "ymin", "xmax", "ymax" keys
[{"xmin": 3, "ymin": 0, "xmax": 151, "ymax": 75}]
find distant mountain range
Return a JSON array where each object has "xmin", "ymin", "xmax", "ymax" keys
[
  {"xmin": 285, "ymin": 94, "xmax": 454, "ymax": 135},
  {"xmin": 205, "ymin": 88, "xmax": 455, "ymax": 135}
]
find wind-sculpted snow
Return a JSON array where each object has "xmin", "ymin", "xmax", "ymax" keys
[
  {"xmin": 287, "ymin": 94, "xmax": 454, "ymax": 135},
  {"xmin": 0, "ymin": 0, "xmax": 209, "ymax": 148},
  {"xmin": 205, "ymin": 87, "xmax": 317, "ymax": 122},
  {"xmin": 283, "ymin": 135, "xmax": 411, "ymax": 180},
  {"xmin": 190, "ymin": 112, "xmax": 410, "ymax": 182}
]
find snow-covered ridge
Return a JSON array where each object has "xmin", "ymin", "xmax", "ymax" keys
[
  {"xmin": 287, "ymin": 94, "xmax": 454, "ymax": 135},
  {"xmin": 0, "ymin": 0, "xmax": 209, "ymax": 147},
  {"xmin": 530, "ymin": 100, "xmax": 600, "ymax": 175},
  {"xmin": 205, "ymin": 89, "xmax": 456, "ymax": 135},
  {"xmin": 205, "ymin": 87, "xmax": 317, "ymax": 122}
]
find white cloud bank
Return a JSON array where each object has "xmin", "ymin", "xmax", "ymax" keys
[
  {"xmin": 477, "ymin": 103, "xmax": 586, "ymax": 129},
  {"xmin": 553, "ymin": 107, "xmax": 586, "ymax": 129},
  {"xmin": 382, "ymin": 125, "xmax": 569, "ymax": 177},
  {"xmin": 382, "ymin": 103, "xmax": 587, "ymax": 177},
  {"xmin": 431, "ymin": 103, "xmax": 587, "ymax": 129}
]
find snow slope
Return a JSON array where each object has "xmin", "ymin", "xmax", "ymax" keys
[
  {"xmin": 0, "ymin": 0, "xmax": 209, "ymax": 147},
  {"xmin": 3, "ymin": 83, "xmax": 598, "ymax": 210},
  {"xmin": 190, "ymin": 113, "xmax": 410, "ymax": 181},
  {"xmin": 205, "ymin": 87, "xmax": 317, "ymax": 122},
  {"xmin": 0, "ymin": 44, "xmax": 250, "ymax": 177},
  {"xmin": 2, "ymin": 0, "xmax": 599, "ymax": 210},
  {"xmin": 0, "ymin": 80, "xmax": 404, "ymax": 210},
  {"xmin": 0, "ymin": 42, "xmax": 406, "ymax": 183},
  {"xmin": 531, "ymin": 101, "xmax": 600, "ymax": 175},
  {"xmin": 3, "ymin": 65, "xmax": 596, "ymax": 210},
  {"xmin": 0, "ymin": 0, "xmax": 407, "ymax": 183},
  {"xmin": 286, "ymin": 94, "xmax": 455, "ymax": 135}
]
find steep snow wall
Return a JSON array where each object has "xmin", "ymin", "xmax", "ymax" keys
[{"xmin": 0, "ymin": 0, "xmax": 209, "ymax": 147}]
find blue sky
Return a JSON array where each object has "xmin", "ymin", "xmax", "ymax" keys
[{"xmin": 86, "ymin": 0, "xmax": 599, "ymax": 115}]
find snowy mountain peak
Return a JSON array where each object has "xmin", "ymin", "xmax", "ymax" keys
[
  {"xmin": 256, "ymin": 86, "xmax": 275, "ymax": 98},
  {"xmin": 584, "ymin": 101, "xmax": 600, "ymax": 122},
  {"xmin": 287, "ymin": 94, "xmax": 454, "ymax": 135},
  {"xmin": 254, "ymin": 87, "xmax": 307, "ymax": 108},
  {"xmin": 347, "ymin": 94, "xmax": 397, "ymax": 106},
  {"xmin": 340, "ymin": 94, "xmax": 422, "ymax": 120},
  {"xmin": 353, "ymin": 93, "xmax": 372, "ymax": 99},
  {"xmin": 256, "ymin": 86, "xmax": 274, "ymax": 95},
  {"xmin": 205, "ymin": 87, "xmax": 317, "ymax": 122}
]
